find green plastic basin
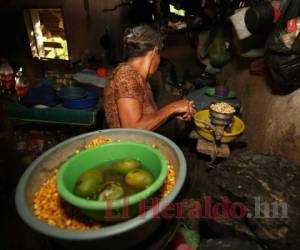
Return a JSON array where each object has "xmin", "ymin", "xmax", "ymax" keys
[{"xmin": 57, "ymin": 141, "xmax": 168, "ymax": 221}]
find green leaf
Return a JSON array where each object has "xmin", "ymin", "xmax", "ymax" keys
[{"xmin": 178, "ymin": 224, "xmax": 200, "ymax": 249}]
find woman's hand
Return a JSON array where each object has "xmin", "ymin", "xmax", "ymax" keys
[
  {"xmin": 171, "ymin": 99, "xmax": 192, "ymax": 114},
  {"xmin": 176, "ymin": 113, "xmax": 191, "ymax": 121},
  {"xmin": 116, "ymin": 97, "xmax": 196, "ymax": 131},
  {"xmin": 172, "ymin": 99, "xmax": 196, "ymax": 121}
]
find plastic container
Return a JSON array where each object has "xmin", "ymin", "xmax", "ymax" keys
[
  {"xmin": 205, "ymin": 87, "xmax": 237, "ymax": 99},
  {"xmin": 215, "ymin": 86, "xmax": 229, "ymax": 97},
  {"xmin": 58, "ymin": 86, "xmax": 87, "ymax": 100},
  {"xmin": 0, "ymin": 58, "xmax": 15, "ymax": 94},
  {"xmin": 194, "ymin": 110, "xmax": 245, "ymax": 143},
  {"xmin": 57, "ymin": 141, "xmax": 168, "ymax": 221},
  {"xmin": 15, "ymin": 129, "xmax": 187, "ymax": 250},
  {"xmin": 245, "ymin": 2, "xmax": 274, "ymax": 32},
  {"xmin": 62, "ymin": 91, "xmax": 99, "ymax": 109}
]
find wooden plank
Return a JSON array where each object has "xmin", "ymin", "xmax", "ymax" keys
[
  {"xmin": 43, "ymin": 41, "xmax": 63, "ymax": 48},
  {"xmin": 197, "ymin": 137, "xmax": 230, "ymax": 158}
]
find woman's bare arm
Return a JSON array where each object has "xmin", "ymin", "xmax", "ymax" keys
[{"xmin": 117, "ymin": 98, "xmax": 191, "ymax": 130}]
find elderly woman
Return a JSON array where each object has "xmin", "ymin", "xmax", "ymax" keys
[{"xmin": 104, "ymin": 25, "xmax": 195, "ymax": 130}]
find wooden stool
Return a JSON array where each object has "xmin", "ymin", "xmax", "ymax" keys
[{"xmin": 190, "ymin": 130, "xmax": 230, "ymax": 158}]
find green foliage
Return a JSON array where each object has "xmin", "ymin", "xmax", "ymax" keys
[{"xmin": 178, "ymin": 223, "xmax": 200, "ymax": 249}]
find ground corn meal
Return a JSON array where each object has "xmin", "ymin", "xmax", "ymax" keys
[{"xmin": 33, "ymin": 170, "xmax": 101, "ymax": 230}]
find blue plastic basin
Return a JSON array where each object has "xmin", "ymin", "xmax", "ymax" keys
[{"xmin": 63, "ymin": 91, "xmax": 99, "ymax": 109}]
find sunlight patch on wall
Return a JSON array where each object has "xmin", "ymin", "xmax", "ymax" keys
[{"xmin": 24, "ymin": 8, "xmax": 69, "ymax": 60}]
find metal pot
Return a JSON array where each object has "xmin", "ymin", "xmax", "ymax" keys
[
  {"xmin": 15, "ymin": 129, "xmax": 187, "ymax": 250},
  {"xmin": 209, "ymin": 106, "xmax": 235, "ymax": 127}
]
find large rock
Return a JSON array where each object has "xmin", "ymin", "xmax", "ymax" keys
[
  {"xmin": 202, "ymin": 239, "xmax": 263, "ymax": 250},
  {"xmin": 192, "ymin": 152, "xmax": 300, "ymax": 250}
]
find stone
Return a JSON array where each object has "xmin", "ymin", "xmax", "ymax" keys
[
  {"xmin": 192, "ymin": 151, "xmax": 300, "ymax": 250},
  {"xmin": 201, "ymin": 239, "xmax": 263, "ymax": 250}
]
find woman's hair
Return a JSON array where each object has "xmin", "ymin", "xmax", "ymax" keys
[{"xmin": 123, "ymin": 24, "xmax": 164, "ymax": 59}]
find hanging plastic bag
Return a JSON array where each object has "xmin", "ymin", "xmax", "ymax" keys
[
  {"xmin": 265, "ymin": 0, "xmax": 300, "ymax": 85},
  {"xmin": 208, "ymin": 26, "xmax": 231, "ymax": 68}
]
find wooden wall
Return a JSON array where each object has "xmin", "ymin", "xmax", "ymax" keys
[
  {"xmin": 0, "ymin": 0, "xmax": 130, "ymax": 69},
  {"xmin": 62, "ymin": 0, "xmax": 129, "ymax": 61}
]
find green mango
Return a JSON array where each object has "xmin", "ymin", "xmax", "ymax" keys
[
  {"xmin": 98, "ymin": 182, "xmax": 124, "ymax": 201},
  {"xmin": 113, "ymin": 159, "xmax": 141, "ymax": 175},
  {"xmin": 125, "ymin": 169, "xmax": 154, "ymax": 189},
  {"xmin": 79, "ymin": 168, "xmax": 103, "ymax": 183},
  {"xmin": 74, "ymin": 178, "xmax": 101, "ymax": 198},
  {"xmin": 74, "ymin": 168, "xmax": 104, "ymax": 198}
]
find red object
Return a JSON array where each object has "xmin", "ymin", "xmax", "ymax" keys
[
  {"xmin": 168, "ymin": 232, "xmax": 186, "ymax": 249},
  {"xmin": 0, "ymin": 59, "xmax": 15, "ymax": 92},
  {"xmin": 97, "ymin": 67, "xmax": 108, "ymax": 77},
  {"xmin": 250, "ymin": 58, "xmax": 266, "ymax": 76},
  {"xmin": 176, "ymin": 244, "xmax": 195, "ymax": 250},
  {"xmin": 167, "ymin": 232, "xmax": 196, "ymax": 250},
  {"xmin": 16, "ymin": 85, "xmax": 29, "ymax": 97},
  {"xmin": 273, "ymin": 6, "xmax": 281, "ymax": 23},
  {"xmin": 286, "ymin": 17, "xmax": 300, "ymax": 32},
  {"xmin": 0, "ymin": 73, "xmax": 15, "ymax": 90}
]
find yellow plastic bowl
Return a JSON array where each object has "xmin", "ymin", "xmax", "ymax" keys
[{"xmin": 194, "ymin": 110, "xmax": 245, "ymax": 143}]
